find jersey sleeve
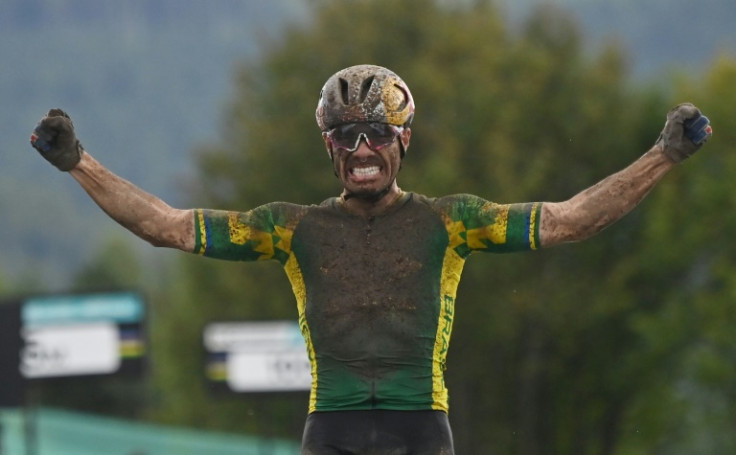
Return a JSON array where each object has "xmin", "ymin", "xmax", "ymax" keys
[
  {"xmin": 436, "ymin": 194, "xmax": 542, "ymax": 258},
  {"xmin": 192, "ymin": 202, "xmax": 308, "ymax": 265}
]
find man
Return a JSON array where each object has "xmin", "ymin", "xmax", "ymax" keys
[{"xmin": 30, "ymin": 65, "xmax": 711, "ymax": 454}]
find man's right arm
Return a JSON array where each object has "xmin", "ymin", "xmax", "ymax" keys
[
  {"xmin": 69, "ymin": 151, "xmax": 195, "ymax": 252},
  {"xmin": 30, "ymin": 108, "xmax": 195, "ymax": 252}
]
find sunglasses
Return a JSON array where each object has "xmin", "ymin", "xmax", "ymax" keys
[{"xmin": 325, "ymin": 122, "xmax": 404, "ymax": 153}]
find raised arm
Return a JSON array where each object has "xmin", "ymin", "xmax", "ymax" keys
[
  {"xmin": 538, "ymin": 103, "xmax": 712, "ymax": 248},
  {"xmin": 69, "ymin": 152, "xmax": 195, "ymax": 250},
  {"xmin": 30, "ymin": 109, "xmax": 195, "ymax": 252}
]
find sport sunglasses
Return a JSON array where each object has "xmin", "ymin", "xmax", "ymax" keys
[{"xmin": 325, "ymin": 122, "xmax": 404, "ymax": 153}]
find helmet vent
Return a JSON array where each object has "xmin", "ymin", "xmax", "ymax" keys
[
  {"xmin": 317, "ymin": 65, "xmax": 415, "ymax": 131},
  {"xmin": 359, "ymin": 76, "xmax": 375, "ymax": 103},
  {"xmin": 339, "ymin": 78, "xmax": 350, "ymax": 105},
  {"xmin": 394, "ymin": 84, "xmax": 409, "ymax": 111}
]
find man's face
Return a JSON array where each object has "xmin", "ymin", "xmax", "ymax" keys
[{"xmin": 324, "ymin": 125, "xmax": 411, "ymax": 200}]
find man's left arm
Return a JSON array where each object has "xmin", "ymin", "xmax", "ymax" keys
[{"xmin": 538, "ymin": 103, "xmax": 712, "ymax": 247}]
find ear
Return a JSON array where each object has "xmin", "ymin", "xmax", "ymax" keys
[
  {"xmin": 323, "ymin": 132, "xmax": 339, "ymax": 177},
  {"xmin": 399, "ymin": 128, "xmax": 411, "ymax": 158},
  {"xmin": 322, "ymin": 132, "xmax": 334, "ymax": 161}
]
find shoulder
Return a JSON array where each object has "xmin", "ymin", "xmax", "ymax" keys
[
  {"xmin": 424, "ymin": 193, "xmax": 495, "ymax": 216},
  {"xmin": 217, "ymin": 201, "xmax": 316, "ymax": 230},
  {"xmin": 318, "ymin": 197, "xmax": 340, "ymax": 208}
]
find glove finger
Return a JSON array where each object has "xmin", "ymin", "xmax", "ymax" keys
[
  {"xmin": 684, "ymin": 115, "xmax": 712, "ymax": 145},
  {"xmin": 668, "ymin": 103, "xmax": 701, "ymax": 123},
  {"xmin": 32, "ymin": 124, "xmax": 56, "ymax": 143},
  {"xmin": 46, "ymin": 108, "xmax": 71, "ymax": 119},
  {"xmin": 41, "ymin": 115, "xmax": 74, "ymax": 133},
  {"xmin": 30, "ymin": 116, "xmax": 73, "ymax": 153},
  {"xmin": 30, "ymin": 134, "xmax": 52, "ymax": 153},
  {"xmin": 30, "ymin": 129, "xmax": 54, "ymax": 152}
]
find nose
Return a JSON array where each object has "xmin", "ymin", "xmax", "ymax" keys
[{"xmin": 351, "ymin": 137, "xmax": 375, "ymax": 159}]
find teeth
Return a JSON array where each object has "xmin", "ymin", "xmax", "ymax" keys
[{"xmin": 352, "ymin": 166, "xmax": 380, "ymax": 177}]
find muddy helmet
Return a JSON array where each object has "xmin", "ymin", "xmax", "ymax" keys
[{"xmin": 316, "ymin": 65, "xmax": 415, "ymax": 131}]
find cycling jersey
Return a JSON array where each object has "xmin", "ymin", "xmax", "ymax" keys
[{"xmin": 193, "ymin": 192, "xmax": 541, "ymax": 413}]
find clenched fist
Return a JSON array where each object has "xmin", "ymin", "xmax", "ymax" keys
[
  {"xmin": 30, "ymin": 108, "xmax": 84, "ymax": 171},
  {"xmin": 655, "ymin": 103, "xmax": 712, "ymax": 163}
]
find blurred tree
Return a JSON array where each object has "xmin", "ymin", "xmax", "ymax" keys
[
  {"xmin": 70, "ymin": 236, "xmax": 143, "ymax": 292},
  {"xmin": 150, "ymin": 0, "xmax": 734, "ymax": 453},
  {"xmin": 612, "ymin": 56, "xmax": 736, "ymax": 455}
]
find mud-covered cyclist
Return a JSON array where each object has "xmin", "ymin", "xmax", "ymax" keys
[{"xmin": 30, "ymin": 65, "xmax": 711, "ymax": 454}]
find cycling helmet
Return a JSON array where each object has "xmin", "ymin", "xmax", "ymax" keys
[{"xmin": 316, "ymin": 65, "xmax": 415, "ymax": 131}]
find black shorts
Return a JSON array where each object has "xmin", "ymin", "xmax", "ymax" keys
[{"xmin": 300, "ymin": 410, "xmax": 454, "ymax": 455}]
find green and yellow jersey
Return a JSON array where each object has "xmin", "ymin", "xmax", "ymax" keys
[{"xmin": 194, "ymin": 192, "xmax": 541, "ymax": 413}]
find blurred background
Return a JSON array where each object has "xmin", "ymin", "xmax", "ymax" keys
[{"xmin": 1, "ymin": 0, "xmax": 735, "ymax": 453}]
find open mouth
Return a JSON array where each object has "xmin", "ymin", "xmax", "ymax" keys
[{"xmin": 350, "ymin": 165, "xmax": 381, "ymax": 178}]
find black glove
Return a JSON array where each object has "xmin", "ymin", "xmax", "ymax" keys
[
  {"xmin": 30, "ymin": 108, "xmax": 84, "ymax": 171},
  {"xmin": 655, "ymin": 103, "xmax": 712, "ymax": 163}
]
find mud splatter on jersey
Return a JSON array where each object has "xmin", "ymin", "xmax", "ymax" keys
[{"xmin": 194, "ymin": 192, "xmax": 541, "ymax": 413}]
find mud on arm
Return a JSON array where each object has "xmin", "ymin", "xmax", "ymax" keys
[
  {"xmin": 69, "ymin": 152, "xmax": 195, "ymax": 251},
  {"xmin": 538, "ymin": 145, "xmax": 675, "ymax": 247}
]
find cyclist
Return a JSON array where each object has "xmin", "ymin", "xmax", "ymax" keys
[{"xmin": 30, "ymin": 65, "xmax": 711, "ymax": 454}]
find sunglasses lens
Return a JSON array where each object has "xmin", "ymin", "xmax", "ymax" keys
[
  {"xmin": 329, "ymin": 123, "xmax": 401, "ymax": 152},
  {"xmin": 329, "ymin": 124, "xmax": 360, "ymax": 150},
  {"xmin": 366, "ymin": 123, "xmax": 400, "ymax": 142}
]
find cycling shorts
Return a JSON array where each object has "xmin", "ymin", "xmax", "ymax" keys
[{"xmin": 301, "ymin": 410, "xmax": 454, "ymax": 455}]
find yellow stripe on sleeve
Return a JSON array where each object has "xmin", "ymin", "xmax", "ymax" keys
[
  {"xmin": 529, "ymin": 202, "xmax": 540, "ymax": 250},
  {"xmin": 196, "ymin": 209, "xmax": 207, "ymax": 255}
]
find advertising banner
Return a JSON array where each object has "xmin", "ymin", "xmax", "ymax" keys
[{"xmin": 203, "ymin": 321, "xmax": 310, "ymax": 393}]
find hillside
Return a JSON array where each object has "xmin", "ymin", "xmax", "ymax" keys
[
  {"xmin": 506, "ymin": 0, "xmax": 736, "ymax": 76},
  {"xmin": 1, "ymin": 0, "xmax": 734, "ymax": 289},
  {"xmin": 1, "ymin": 1, "xmax": 310, "ymax": 288}
]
